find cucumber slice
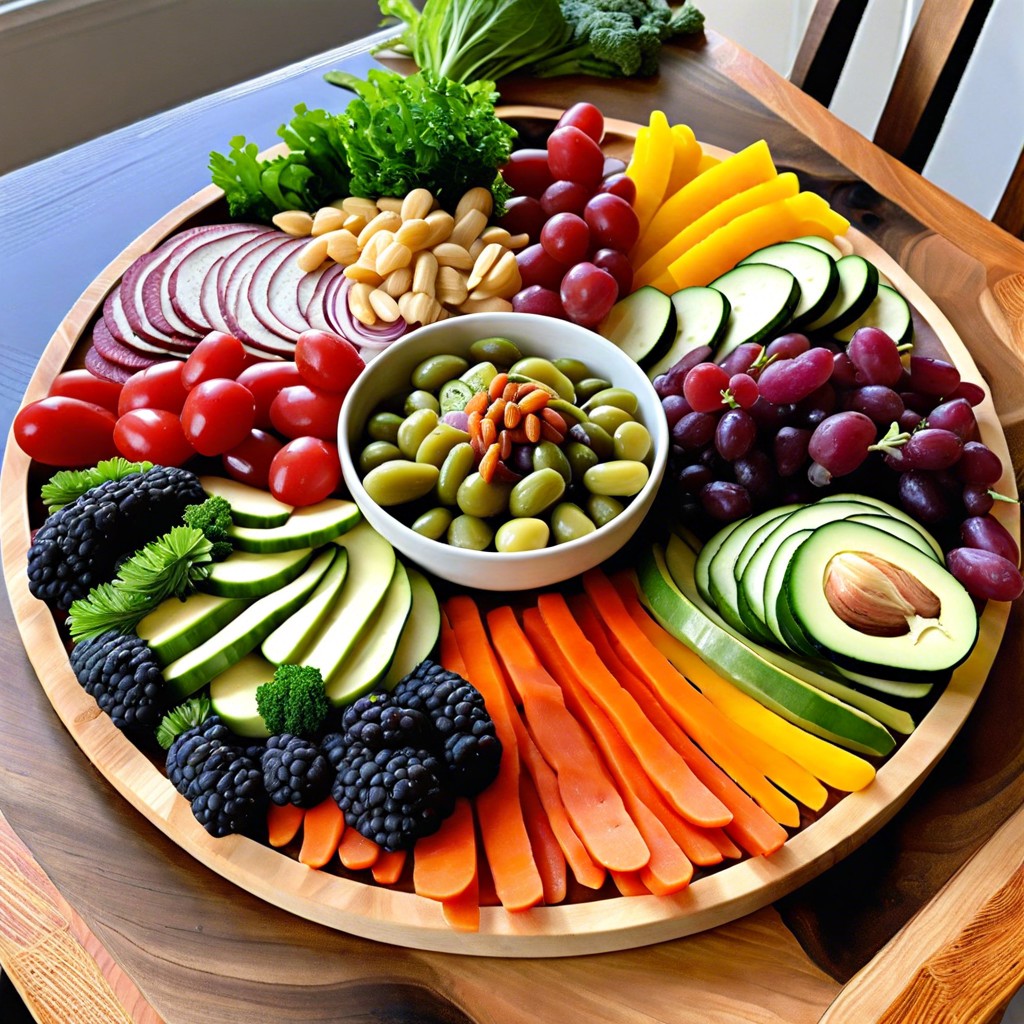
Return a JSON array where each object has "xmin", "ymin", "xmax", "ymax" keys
[
  {"xmin": 198, "ymin": 476, "xmax": 293, "ymax": 528},
  {"xmin": 597, "ymin": 285, "xmax": 677, "ymax": 368},
  {"xmin": 708, "ymin": 263, "xmax": 801, "ymax": 359},
  {"xmin": 645, "ymin": 286, "xmax": 731, "ymax": 379},
  {"xmin": 205, "ymin": 546, "xmax": 315, "ymax": 598},
  {"xmin": 738, "ymin": 240, "xmax": 840, "ymax": 327},
  {"xmin": 136, "ymin": 591, "xmax": 249, "ymax": 666},
  {"xmin": 834, "ymin": 284, "xmax": 913, "ymax": 345},
  {"xmin": 693, "ymin": 517, "xmax": 743, "ymax": 606},
  {"xmin": 227, "ymin": 498, "xmax": 361, "ymax": 553},
  {"xmin": 383, "ymin": 567, "xmax": 440, "ymax": 688},
  {"xmin": 803, "ymin": 254, "xmax": 879, "ymax": 333},
  {"xmin": 208, "ymin": 653, "xmax": 278, "ymax": 738},
  {"xmin": 791, "ymin": 234, "xmax": 844, "ymax": 260},
  {"xmin": 439, "ymin": 379, "xmax": 475, "ymax": 414}
]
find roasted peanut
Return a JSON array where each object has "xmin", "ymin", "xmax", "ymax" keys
[
  {"xmin": 449, "ymin": 208, "xmax": 488, "ymax": 250},
  {"xmin": 311, "ymin": 206, "xmax": 346, "ymax": 235},
  {"xmin": 272, "ymin": 210, "xmax": 313, "ymax": 237},
  {"xmin": 401, "ymin": 188, "xmax": 434, "ymax": 221},
  {"xmin": 411, "ymin": 250, "xmax": 439, "ymax": 295},
  {"xmin": 296, "ymin": 234, "xmax": 330, "ymax": 272}
]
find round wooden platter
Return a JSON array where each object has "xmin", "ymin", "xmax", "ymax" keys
[{"xmin": 0, "ymin": 107, "xmax": 1018, "ymax": 958}]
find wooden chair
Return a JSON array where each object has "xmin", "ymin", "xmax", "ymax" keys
[{"xmin": 790, "ymin": 0, "xmax": 1024, "ymax": 239}]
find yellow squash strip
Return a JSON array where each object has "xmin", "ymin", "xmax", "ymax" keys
[
  {"xmin": 695, "ymin": 152, "xmax": 722, "ymax": 174},
  {"xmin": 664, "ymin": 123, "xmax": 704, "ymax": 197},
  {"xmin": 626, "ymin": 599, "xmax": 877, "ymax": 793},
  {"xmin": 652, "ymin": 191, "xmax": 850, "ymax": 292},
  {"xmin": 632, "ymin": 139, "xmax": 778, "ymax": 268},
  {"xmin": 626, "ymin": 110, "xmax": 675, "ymax": 237},
  {"xmin": 633, "ymin": 173, "xmax": 800, "ymax": 290}
]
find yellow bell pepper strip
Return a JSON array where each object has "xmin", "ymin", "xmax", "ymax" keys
[
  {"xmin": 664, "ymin": 123, "xmax": 704, "ymax": 197},
  {"xmin": 633, "ymin": 172, "xmax": 800, "ymax": 290},
  {"xmin": 626, "ymin": 110, "xmax": 675, "ymax": 237}
]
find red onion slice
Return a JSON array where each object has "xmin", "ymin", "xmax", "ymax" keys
[{"xmin": 331, "ymin": 278, "xmax": 408, "ymax": 347}]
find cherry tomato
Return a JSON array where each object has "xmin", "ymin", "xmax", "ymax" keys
[
  {"xmin": 584, "ymin": 193, "xmax": 640, "ymax": 252},
  {"xmin": 270, "ymin": 384, "xmax": 345, "ymax": 441},
  {"xmin": 180, "ymin": 378, "xmax": 256, "ymax": 455},
  {"xmin": 181, "ymin": 332, "xmax": 247, "ymax": 389},
  {"xmin": 559, "ymin": 262, "xmax": 618, "ymax": 327},
  {"xmin": 222, "ymin": 429, "xmax": 284, "ymax": 489},
  {"xmin": 598, "ymin": 173, "xmax": 637, "ymax": 205},
  {"xmin": 294, "ymin": 329, "xmax": 365, "ymax": 395},
  {"xmin": 499, "ymin": 149, "xmax": 554, "ymax": 198},
  {"xmin": 555, "ymin": 102, "xmax": 605, "ymax": 144},
  {"xmin": 117, "ymin": 360, "xmax": 189, "ymax": 416},
  {"xmin": 592, "ymin": 248, "xmax": 634, "ymax": 296},
  {"xmin": 113, "ymin": 408, "xmax": 195, "ymax": 466},
  {"xmin": 236, "ymin": 361, "xmax": 305, "ymax": 429},
  {"xmin": 47, "ymin": 369, "xmax": 123, "ymax": 413},
  {"xmin": 269, "ymin": 437, "xmax": 341, "ymax": 506},
  {"xmin": 546, "ymin": 126, "xmax": 605, "ymax": 189},
  {"xmin": 540, "ymin": 179, "xmax": 592, "ymax": 218},
  {"xmin": 540, "ymin": 212, "xmax": 590, "ymax": 265},
  {"xmin": 14, "ymin": 396, "xmax": 117, "ymax": 467},
  {"xmin": 498, "ymin": 195, "xmax": 547, "ymax": 242}
]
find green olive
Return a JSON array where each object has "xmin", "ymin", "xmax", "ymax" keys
[
  {"xmin": 570, "ymin": 420, "xmax": 614, "ymax": 460},
  {"xmin": 613, "ymin": 420, "xmax": 652, "ymax": 462},
  {"xmin": 460, "ymin": 360, "xmax": 498, "ymax": 393},
  {"xmin": 468, "ymin": 337, "xmax": 522, "ymax": 367},
  {"xmin": 415, "ymin": 422, "xmax": 471, "ymax": 467},
  {"xmin": 403, "ymin": 389, "xmax": 441, "ymax": 416},
  {"xmin": 447, "ymin": 514, "xmax": 494, "ymax": 551},
  {"xmin": 509, "ymin": 468, "xmax": 566, "ymax": 518},
  {"xmin": 547, "ymin": 397, "xmax": 586, "ymax": 424},
  {"xmin": 396, "ymin": 407, "xmax": 440, "ymax": 458},
  {"xmin": 363, "ymin": 460, "xmax": 439, "ymax": 506},
  {"xmin": 411, "ymin": 353, "xmax": 469, "ymax": 392},
  {"xmin": 582, "ymin": 387, "xmax": 639, "ymax": 415},
  {"xmin": 564, "ymin": 440, "xmax": 599, "ymax": 482},
  {"xmin": 550, "ymin": 502, "xmax": 597, "ymax": 544},
  {"xmin": 367, "ymin": 411, "xmax": 405, "ymax": 444},
  {"xmin": 412, "ymin": 506, "xmax": 454, "ymax": 541},
  {"xmin": 587, "ymin": 493, "xmax": 625, "ymax": 527},
  {"xmin": 436, "ymin": 442, "xmax": 476, "ymax": 506},
  {"xmin": 573, "ymin": 377, "xmax": 613, "ymax": 404},
  {"xmin": 551, "ymin": 357, "xmax": 591, "ymax": 384},
  {"xmin": 583, "ymin": 460, "xmax": 650, "ymax": 497},
  {"xmin": 585, "ymin": 404, "xmax": 633, "ymax": 436},
  {"xmin": 358, "ymin": 440, "xmax": 402, "ymax": 475},
  {"xmin": 456, "ymin": 472, "xmax": 513, "ymax": 518},
  {"xmin": 509, "ymin": 357, "xmax": 576, "ymax": 400},
  {"xmin": 494, "ymin": 517, "xmax": 550, "ymax": 552},
  {"xmin": 531, "ymin": 440, "xmax": 571, "ymax": 482}
]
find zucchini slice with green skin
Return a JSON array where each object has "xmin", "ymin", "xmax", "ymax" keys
[
  {"xmin": 382, "ymin": 567, "xmax": 440, "ymax": 688},
  {"xmin": 227, "ymin": 498, "xmax": 361, "ymax": 553},
  {"xmin": 646, "ymin": 286, "xmax": 731, "ymax": 379},
  {"xmin": 834, "ymin": 284, "xmax": 913, "ymax": 346},
  {"xmin": 205, "ymin": 546, "xmax": 315, "ymax": 598},
  {"xmin": 779, "ymin": 520, "xmax": 978, "ymax": 681},
  {"xmin": 136, "ymin": 591, "xmax": 249, "ymax": 667},
  {"xmin": 708, "ymin": 263, "xmax": 801, "ymax": 359},
  {"xmin": 739, "ymin": 240, "xmax": 840, "ymax": 328},
  {"xmin": 694, "ymin": 517, "xmax": 743, "ymax": 605},
  {"xmin": 208, "ymin": 652, "xmax": 279, "ymax": 738},
  {"xmin": 641, "ymin": 541, "xmax": 897, "ymax": 755},
  {"xmin": 598, "ymin": 285, "xmax": 677, "ymax": 368},
  {"xmin": 804, "ymin": 254, "xmax": 879, "ymax": 333},
  {"xmin": 199, "ymin": 475, "xmax": 293, "ymax": 528},
  {"xmin": 791, "ymin": 234, "xmax": 845, "ymax": 260}
]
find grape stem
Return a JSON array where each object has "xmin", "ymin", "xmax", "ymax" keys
[
  {"xmin": 989, "ymin": 489, "xmax": 1021, "ymax": 505},
  {"xmin": 868, "ymin": 421, "xmax": 911, "ymax": 457},
  {"xmin": 719, "ymin": 387, "xmax": 739, "ymax": 409}
]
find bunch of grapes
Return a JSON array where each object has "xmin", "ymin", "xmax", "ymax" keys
[
  {"xmin": 499, "ymin": 102, "xmax": 638, "ymax": 328},
  {"xmin": 657, "ymin": 327, "xmax": 1022, "ymax": 602}
]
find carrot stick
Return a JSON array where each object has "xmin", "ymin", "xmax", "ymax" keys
[
  {"xmin": 337, "ymin": 827, "xmax": 380, "ymax": 871},
  {"xmin": 520, "ymin": 771, "xmax": 567, "ymax": 905},
  {"xmin": 581, "ymin": 569, "xmax": 806, "ymax": 827},
  {"xmin": 439, "ymin": 608, "xmax": 468, "ymax": 678},
  {"xmin": 372, "ymin": 849, "xmax": 407, "ymax": 885},
  {"xmin": 535, "ymin": 591, "xmax": 732, "ymax": 829},
  {"xmin": 413, "ymin": 797, "xmax": 477, "ymax": 902},
  {"xmin": 611, "ymin": 871, "xmax": 651, "ymax": 897},
  {"xmin": 444, "ymin": 596, "xmax": 544, "ymax": 912},
  {"xmin": 298, "ymin": 798, "xmax": 345, "ymax": 868},
  {"xmin": 442, "ymin": 869, "xmax": 481, "ymax": 932},
  {"xmin": 486, "ymin": 605, "xmax": 649, "ymax": 873},
  {"xmin": 267, "ymin": 802, "xmax": 305, "ymax": 848},
  {"xmin": 523, "ymin": 610, "xmax": 692, "ymax": 896}
]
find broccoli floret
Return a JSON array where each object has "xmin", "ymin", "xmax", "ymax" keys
[
  {"xmin": 667, "ymin": 2, "xmax": 704, "ymax": 37},
  {"xmin": 182, "ymin": 495, "xmax": 233, "ymax": 561},
  {"xmin": 256, "ymin": 664, "xmax": 331, "ymax": 737}
]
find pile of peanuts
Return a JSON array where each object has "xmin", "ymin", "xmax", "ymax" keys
[{"xmin": 272, "ymin": 187, "xmax": 528, "ymax": 329}]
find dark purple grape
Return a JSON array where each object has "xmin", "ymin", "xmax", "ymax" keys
[
  {"xmin": 510, "ymin": 444, "xmax": 535, "ymax": 476},
  {"xmin": 831, "ymin": 351, "xmax": 864, "ymax": 388},
  {"xmin": 957, "ymin": 441, "xmax": 1003, "ymax": 485},
  {"xmin": 807, "ymin": 411, "xmax": 877, "ymax": 476},
  {"xmin": 948, "ymin": 379, "xmax": 986, "ymax": 407},
  {"xmin": 847, "ymin": 327, "xmax": 904, "ymax": 386},
  {"xmin": 663, "ymin": 345, "xmax": 714, "ymax": 394},
  {"xmin": 909, "ymin": 355, "xmax": 960, "ymax": 397},
  {"xmin": 717, "ymin": 342, "xmax": 763, "ymax": 376},
  {"xmin": 898, "ymin": 470, "xmax": 954, "ymax": 523},
  {"xmin": 844, "ymin": 385, "xmax": 905, "ymax": 425},
  {"xmin": 662, "ymin": 393, "xmax": 693, "ymax": 429},
  {"xmin": 901, "ymin": 391, "xmax": 934, "ymax": 415},
  {"xmin": 764, "ymin": 332, "xmax": 810, "ymax": 361},
  {"xmin": 962, "ymin": 484, "xmax": 995, "ymax": 516},
  {"xmin": 732, "ymin": 450, "xmax": 776, "ymax": 503},
  {"xmin": 960, "ymin": 515, "xmax": 1020, "ymax": 565},
  {"xmin": 748, "ymin": 396, "xmax": 795, "ymax": 429},
  {"xmin": 899, "ymin": 408, "xmax": 923, "ymax": 432},
  {"xmin": 795, "ymin": 382, "xmax": 837, "ymax": 425},
  {"xmin": 677, "ymin": 462, "xmax": 713, "ymax": 494},
  {"xmin": 699, "ymin": 480, "xmax": 752, "ymax": 521},
  {"xmin": 671, "ymin": 411, "xmax": 717, "ymax": 450},
  {"xmin": 653, "ymin": 373, "xmax": 673, "ymax": 398},
  {"xmin": 774, "ymin": 426, "xmax": 812, "ymax": 477},
  {"xmin": 927, "ymin": 398, "xmax": 978, "ymax": 441},
  {"xmin": 715, "ymin": 409, "xmax": 757, "ymax": 460},
  {"xmin": 946, "ymin": 547, "xmax": 1024, "ymax": 601},
  {"xmin": 757, "ymin": 347, "xmax": 834, "ymax": 404},
  {"xmin": 897, "ymin": 427, "xmax": 963, "ymax": 470}
]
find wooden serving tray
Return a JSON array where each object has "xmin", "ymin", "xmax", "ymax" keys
[{"xmin": 1, "ymin": 109, "xmax": 1018, "ymax": 957}]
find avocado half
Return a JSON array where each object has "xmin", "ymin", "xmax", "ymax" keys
[{"xmin": 778, "ymin": 521, "xmax": 978, "ymax": 682}]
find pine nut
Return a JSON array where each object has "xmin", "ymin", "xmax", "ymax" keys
[
  {"xmin": 455, "ymin": 186, "xmax": 493, "ymax": 221},
  {"xmin": 348, "ymin": 282, "xmax": 377, "ymax": 326},
  {"xmin": 401, "ymin": 188, "xmax": 434, "ymax": 221},
  {"xmin": 368, "ymin": 288, "xmax": 401, "ymax": 322},
  {"xmin": 449, "ymin": 208, "xmax": 488, "ymax": 250},
  {"xmin": 311, "ymin": 206, "xmax": 346, "ymax": 235},
  {"xmin": 423, "ymin": 210, "xmax": 454, "ymax": 247},
  {"xmin": 376, "ymin": 240, "xmax": 412, "ymax": 277},
  {"xmin": 357, "ymin": 210, "xmax": 402, "ymax": 248},
  {"xmin": 382, "ymin": 267, "xmax": 413, "ymax": 297},
  {"xmin": 272, "ymin": 210, "xmax": 313, "ymax": 237},
  {"xmin": 432, "ymin": 242, "xmax": 474, "ymax": 270},
  {"xmin": 296, "ymin": 234, "xmax": 329, "ymax": 272}
]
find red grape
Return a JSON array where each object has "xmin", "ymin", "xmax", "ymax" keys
[
  {"xmin": 540, "ymin": 212, "xmax": 590, "ymax": 265},
  {"xmin": 807, "ymin": 411, "xmax": 877, "ymax": 476},
  {"xmin": 847, "ymin": 327, "xmax": 903, "ymax": 386},
  {"xmin": 512, "ymin": 285, "xmax": 566, "ymax": 318},
  {"xmin": 546, "ymin": 126, "xmax": 605, "ymax": 188},
  {"xmin": 909, "ymin": 355, "xmax": 960, "ymax": 396},
  {"xmin": 583, "ymin": 193, "xmax": 639, "ymax": 252},
  {"xmin": 499, "ymin": 195, "xmax": 547, "ymax": 240},
  {"xmin": 764, "ymin": 332, "xmax": 810, "ymax": 361},
  {"xmin": 960, "ymin": 515, "xmax": 1020, "ymax": 565},
  {"xmin": 222, "ymin": 429, "xmax": 284, "ymax": 489},
  {"xmin": 897, "ymin": 470, "xmax": 954, "ymax": 523},
  {"xmin": 897, "ymin": 427, "xmax": 963, "ymax": 470},
  {"xmin": 540, "ymin": 180, "xmax": 592, "ymax": 218},
  {"xmin": 956, "ymin": 441, "xmax": 1003, "ymax": 484},
  {"xmin": 700, "ymin": 480, "xmax": 752, "ymax": 521},
  {"xmin": 683, "ymin": 363, "xmax": 730, "ymax": 412},
  {"xmin": 946, "ymin": 547, "xmax": 1024, "ymax": 601},
  {"xmin": 598, "ymin": 173, "xmax": 637, "ymax": 205},
  {"xmin": 500, "ymin": 149, "xmax": 554, "ymax": 198},
  {"xmin": 591, "ymin": 248, "xmax": 633, "ymax": 296},
  {"xmin": 728, "ymin": 373, "xmax": 760, "ymax": 409},
  {"xmin": 517, "ymin": 243, "xmax": 568, "ymax": 289},
  {"xmin": 555, "ymin": 102, "xmax": 604, "ymax": 143},
  {"xmin": 718, "ymin": 343, "xmax": 762, "ymax": 376},
  {"xmin": 559, "ymin": 262, "xmax": 618, "ymax": 326},
  {"xmin": 844, "ymin": 385, "xmax": 904, "ymax": 425},
  {"xmin": 757, "ymin": 347, "xmax": 833, "ymax": 404},
  {"xmin": 715, "ymin": 409, "xmax": 757, "ymax": 460}
]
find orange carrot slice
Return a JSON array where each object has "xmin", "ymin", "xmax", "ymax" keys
[
  {"xmin": 520, "ymin": 771, "xmax": 567, "ymax": 905},
  {"xmin": 337, "ymin": 827, "xmax": 380, "ymax": 871},
  {"xmin": 298, "ymin": 798, "xmax": 345, "ymax": 868},
  {"xmin": 443, "ymin": 869, "xmax": 481, "ymax": 932},
  {"xmin": 267, "ymin": 802, "xmax": 305, "ymax": 848},
  {"xmin": 611, "ymin": 871, "xmax": 651, "ymax": 897},
  {"xmin": 440, "ymin": 607, "xmax": 468, "ymax": 678},
  {"xmin": 413, "ymin": 797, "xmax": 478, "ymax": 902},
  {"xmin": 372, "ymin": 849, "xmax": 407, "ymax": 886}
]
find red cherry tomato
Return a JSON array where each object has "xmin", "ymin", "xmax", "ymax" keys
[
  {"xmin": 269, "ymin": 437, "xmax": 341, "ymax": 506},
  {"xmin": 14, "ymin": 396, "xmax": 117, "ymax": 467},
  {"xmin": 180, "ymin": 378, "xmax": 256, "ymax": 455},
  {"xmin": 546, "ymin": 126, "xmax": 605, "ymax": 189},
  {"xmin": 47, "ymin": 369, "xmax": 123, "ymax": 413},
  {"xmin": 236, "ymin": 361, "xmax": 305, "ymax": 430},
  {"xmin": 294, "ymin": 330, "xmax": 365, "ymax": 395},
  {"xmin": 222, "ymin": 429, "xmax": 284, "ymax": 489},
  {"xmin": 555, "ymin": 102, "xmax": 605, "ymax": 144},
  {"xmin": 584, "ymin": 193, "xmax": 640, "ymax": 252},
  {"xmin": 181, "ymin": 332, "xmax": 247, "ymax": 389},
  {"xmin": 117, "ymin": 360, "xmax": 189, "ymax": 416},
  {"xmin": 269, "ymin": 384, "xmax": 345, "ymax": 441},
  {"xmin": 499, "ymin": 149, "xmax": 555, "ymax": 199},
  {"xmin": 113, "ymin": 408, "xmax": 195, "ymax": 466}
]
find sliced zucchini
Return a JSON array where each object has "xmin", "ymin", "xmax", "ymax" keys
[
  {"xmin": 791, "ymin": 234, "xmax": 844, "ymax": 260},
  {"xmin": 199, "ymin": 475, "xmax": 293, "ymax": 528},
  {"xmin": 738, "ymin": 240, "xmax": 840, "ymax": 327},
  {"xmin": 205, "ymin": 546, "xmax": 314, "ymax": 598},
  {"xmin": 208, "ymin": 653, "xmax": 277, "ymax": 738},
  {"xmin": 227, "ymin": 498, "xmax": 361, "ymax": 553},
  {"xmin": 834, "ymin": 284, "xmax": 913, "ymax": 346},
  {"xmin": 383, "ymin": 567, "xmax": 441, "ymax": 687},
  {"xmin": 598, "ymin": 285, "xmax": 677, "ymax": 368},
  {"xmin": 693, "ymin": 517, "xmax": 743, "ymax": 606},
  {"xmin": 136, "ymin": 591, "xmax": 249, "ymax": 666},
  {"xmin": 803, "ymin": 254, "xmax": 879, "ymax": 333},
  {"xmin": 708, "ymin": 263, "xmax": 800, "ymax": 359},
  {"xmin": 646, "ymin": 286, "xmax": 731, "ymax": 379}
]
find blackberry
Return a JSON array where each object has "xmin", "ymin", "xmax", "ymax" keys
[
  {"xmin": 392, "ymin": 660, "xmax": 502, "ymax": 797},
  {"xmin": 261, "ymin": 734, "xmax": 332, "ymax": 808},
  {"xmin": 27, "ymin": 466, "xmax": 207, "ymax": 609},
  {"xmin": 340, "ymin": 694, "xmax": 431, "ymax": 750},
  {"xmin": 68, "ymin": 630, "xmax": 165, "ymax": 734}
]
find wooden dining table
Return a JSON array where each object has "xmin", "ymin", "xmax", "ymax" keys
[{"xmin": 2, "ymin": 24, "xmax": 1023, "ymax": 1024}]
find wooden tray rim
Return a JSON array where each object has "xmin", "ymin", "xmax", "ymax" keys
[{"xmin": 0, "ymin": 109, "xmax": 1017, "ymax": 957}]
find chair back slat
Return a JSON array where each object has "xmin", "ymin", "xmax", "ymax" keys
[{"xmin": 789, "ymin": 0, "xmax": 869, "ymax": 107}]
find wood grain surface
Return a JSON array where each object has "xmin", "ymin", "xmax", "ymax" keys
[{"xmin": 1, "ymin": 26, "xmax": 1023, "ymax": 1023}]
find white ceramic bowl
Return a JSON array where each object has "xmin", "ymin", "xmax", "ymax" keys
[{"xmin": 338, "ymin": 312, "xmax": 668, "ymax": 591}]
